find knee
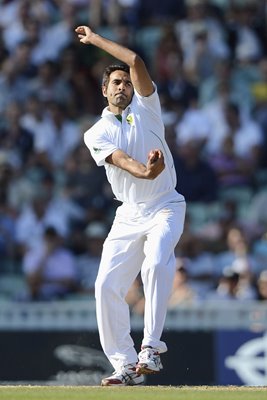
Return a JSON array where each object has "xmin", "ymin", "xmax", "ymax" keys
[
  {"xmin": 95, "ymin": 274, "xmax": 115, "ymax": 298},
  {"xmin": 152, "ymin": 260, "xmax": 170, "ymax": 276},
  {"xmin": 144, "ymin": 258, "xmax": 175, "ymax": 279}
]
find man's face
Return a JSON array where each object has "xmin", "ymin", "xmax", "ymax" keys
[{"xmin": 102, "ymin": 70, "xmax": 134, "ymax": 112}]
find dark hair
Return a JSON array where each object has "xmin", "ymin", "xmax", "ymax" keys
[
  {"xmin": 225, "ymin": 101, "xmax": 240, "ymax": 116},
  {"xmin": 102, "ymin": 64, "xmax": 130, "ymax": 87},
  {"xmin": 44, "ymin": 226, "xmax": 59, "ymax": 238}
]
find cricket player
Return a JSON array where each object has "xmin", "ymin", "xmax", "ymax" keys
[{"xmin": 75, "ymin": 25, "xmax": 186, "ymax": 386}]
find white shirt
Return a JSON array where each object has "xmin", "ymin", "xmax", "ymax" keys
[
  {"xmin": 84, "ymin": 88, "xmax": 183, "ymax": 207},
  {"xmin": 23, "ymin": 244, "xmax": 78, "ymax": 298},
  {"xmin": 232, "ymin": 121, "xmax": 263, "ymax": 159},
  {"xmin": 35, "ymin": 119, "xmax": 80, "ymax": 166}
]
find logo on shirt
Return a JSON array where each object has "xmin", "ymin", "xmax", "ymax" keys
[
  {"xmin": 93, "ymin": 147, "xmax": 101, "ymax": 153},
  {"xmin": 126, "ymin": 108, "xmax": 134, "ymax": 125}
]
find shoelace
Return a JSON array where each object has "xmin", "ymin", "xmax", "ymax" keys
[{"xmin": 139, "ymin": 348, "xmax": 156, "ymax": 360}]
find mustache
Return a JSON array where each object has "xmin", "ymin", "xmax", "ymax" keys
[{"xmin": 115, "ymin": 92, "xmax": 127, "ymax": 98}]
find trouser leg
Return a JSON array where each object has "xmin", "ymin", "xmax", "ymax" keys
[
  {"xmin": 141, "ymin": 202, "xmax": 186, "ymax": 353},
  {"xmin": 95, "ymin": 220, "xmax": 145, "ymax": 370}
]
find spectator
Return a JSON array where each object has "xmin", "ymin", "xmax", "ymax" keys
[
  {"xmin": 0, "ymin": 100, "xmax": 34, "ymax": 169},
  {"xmin": 221, "ymin": 101, "xmax": 263, "ymax": 168},
  {"xmin": 154, "ymin": 25, "xmax": 198, "ymax": 111},
  {"xmin": 199, "ymin": 58, "xmax": 252, "ymax": 114},
  {"xmin": 0, "ymin": 58, "xmax": 31, "ymax": 114},
  {"xmin": 0, "ymin": 198, "xmax": 16, "ymax": 272},
  {"xmin": 214, "ymin": 226, "xmax": 261, "ymax": 282},
  {"xmin": 178, "ymin": 235, "xmax": 215, "ymax": 299},
  {"xmin": 76, "ymin": 221, "xmax": 109, "ymax": 294},
  {"xmin": 1, "ymin": 0, "xmax": 32, "ymax": 53},
  {"xmin": 251, "ymin": 57, "xmax": 267, "ymax": 168},
  {"xmin": 209, "ymin": 134, "xmax": 255, "ymax": 188},
  {"xmin": 256, "ymin": 270, "xmax": 267, "ymax": 301},
  {"xmin": 21, "ymin": 226, "xmax": 79, "ymax": 301},
  {"xmin": 126, "ymin": 274, "xmax": 145, "ymax": 316},
  {"xmin": 33, "ymin": 101, "xmax": 81, "ymax": 168},
  {"xmin": 173, "ymin": 139, "xmax": 219, "ymax": 203},
  {"xmin": 175, "ymin": 0, "xmax": 229, "ymax": 75},
  {"xmin": 253, "ymin": 232, "xmax": 267, "ymax": 270},
  {"xmin": 205, "ymin": 101, "xmax": 263, "ymax": 179},
  {"xmin": 10, "ymin": 40, "xmax": 37, "ymax": 79},
  {"xmin": 208, "ymin": 266, "xmax": 242, "ymax": 301},
  {"xmin": 168, "ymin": 258, "xmax": 199, "ymax": 308},
  {"xmin": 28, "ymin": 60, "xmax": 72, "ymax": 104},
  {"xmin": 63, "ymin": 142, "xmax": 107, "ymax": 209},
  {"xmin": 14, "ymin": 174, "xmax": 83, "ymax": 253},
  {"xmin": 225, "ymin": 1, "xmax": 263, "ymax": 64},
  {"xmin": 20, "ymin": 95, "xmax": 50, "ymax": 141},
  {"xmin": 246, "ymin": 190, "xmax": 267, "ymax": 235},
  {"xmin": 175, "ymin": 94, "xmax": 212, "ymax": 148}
]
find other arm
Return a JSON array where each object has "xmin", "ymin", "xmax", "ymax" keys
[{"xmin": 106, "ymin": 149, "xmax": 165, "ymax": 180}]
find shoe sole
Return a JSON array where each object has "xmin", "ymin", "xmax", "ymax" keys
[
  {"xmin": 101, "ymin": 376, "xmax": 144, "ymax": 386},
  {"xmin": 136, "ymin": 364, "xmax": 161, "ymax": 375},
  {"xmin": 101, "ymin": 381, "xmax": 144, "ymax": 386}
]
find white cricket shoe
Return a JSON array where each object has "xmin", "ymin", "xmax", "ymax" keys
[
  {"xmin": 101, "ymin": 363, "xmax": 144, "ymax": 386},
  {"xmin": 136, "ymin": 346, "xmax": 163, "ymax": 374}
]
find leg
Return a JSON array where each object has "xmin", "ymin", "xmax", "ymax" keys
[
  {"xmin": 141, "ymin": 202, "xmax": 186, "ymax": 352},
  {"xmin": 95, "ymin": 217, "xmax": 145, "ymax": 371}
]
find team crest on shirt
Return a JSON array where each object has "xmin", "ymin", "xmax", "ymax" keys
[
  {"xmin": 126, "ymin": 108, "xmax": 134, "ymax": 125},
  {"xmin": 93, "ymin": 147, "xmax": 101, "ymax": 153}
]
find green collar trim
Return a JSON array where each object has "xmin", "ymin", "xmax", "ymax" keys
[{"xmin": 115, "ymin": 114, "xmax": 122, "ymax": 123}]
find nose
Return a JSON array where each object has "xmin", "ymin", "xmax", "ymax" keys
[{"xmin": 118, "ymin": 81, "xmax": 126, "ymax": 91}]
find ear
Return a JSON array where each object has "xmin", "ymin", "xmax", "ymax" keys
[{"xmin": 102, "ymin": 85, "xmax": 107, "ymax": 97}]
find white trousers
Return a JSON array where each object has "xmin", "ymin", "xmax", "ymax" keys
[{"xmin": 95, "ymin": 199, "xmax": 186, "ymax": 371}]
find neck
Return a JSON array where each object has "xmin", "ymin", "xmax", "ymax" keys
[{"xmin": 108, "ymin": 105, "xmax": 124, "ymax": 115}]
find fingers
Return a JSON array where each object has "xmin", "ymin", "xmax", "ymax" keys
[
  {"xmin": 148, "ymin": 149, "xmax": 164, "ymax": 163},
  {"xmin": 75, "ymin": 26, "xmax": 85, "ymax": 33},
  {"xmin": 75, "ymin": 26, "xmax": 92, "ymax": 44},
  {"xmin": 146, "ymin": 150, "xmax": 165, "ymax": 179}
]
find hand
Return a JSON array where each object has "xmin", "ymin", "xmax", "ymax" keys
[
  {"xmin": 148, "ymin": 149, "xmax": 160, "ymax": 164},
  {"xmin": 75, "ymin": 26, "xmax": 94, "ymax": 44},
  {"xmin": 146, "ymin": 149, "xmax": 165, "ymax": 179}
]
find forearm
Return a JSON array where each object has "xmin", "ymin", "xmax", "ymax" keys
[
  {"xmin": 120, "ymin": 157, "xmax": 149, "ymax": 179},
  {"xmin": 106, "ymin": 152, "xmax": 147, "ymax": 178},
  {"xmin": 81, "ymin": 31, "xmax": 137, "ymax": 67},
  {"xmin": 106, "ymin": 150, "xmax": 164, "ymax": 180}
]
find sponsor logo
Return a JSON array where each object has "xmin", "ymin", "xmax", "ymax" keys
[
  {"xmin": 51, "ymin": 344, "xmax": 113, "ymax": 385},
  {"xmin": 225, "ymin": 332, "xmax": 267, "ymax": 385}
]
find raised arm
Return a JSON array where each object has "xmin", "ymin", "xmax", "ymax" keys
[{"xmin": 75, "ymin": 25, "xmax": 154, "ymax": 97}]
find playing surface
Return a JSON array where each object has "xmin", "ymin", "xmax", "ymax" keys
[{"xmin": 0, "ymin": 386, "xmax": 266, "ymax": 400}]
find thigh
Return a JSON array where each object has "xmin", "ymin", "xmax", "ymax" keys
[
  {"xmin": 97, "ymin": 217, "xmax": 146, "ymax": 297},
  {"xmin": 144, "ymin": 201, "xmax": 186, "ymax": 263}
]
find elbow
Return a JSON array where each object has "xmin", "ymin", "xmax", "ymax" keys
[{"xmin": 129, "ymin": 53, "xmax": 143, "ymax": 68}]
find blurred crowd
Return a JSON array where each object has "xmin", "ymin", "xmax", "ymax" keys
[{"xmin": 0, "ymin": 0, "xmax": 267, "ymax": 307}]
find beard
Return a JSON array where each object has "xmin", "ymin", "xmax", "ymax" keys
[{"xmin": 108, "ymin": 91, "xmax": 133, "ymax": 109}]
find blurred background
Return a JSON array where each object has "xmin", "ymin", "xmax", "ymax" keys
[{"xmin": 0, "ymin": 0, "xmax": 267, "ymax": 386}]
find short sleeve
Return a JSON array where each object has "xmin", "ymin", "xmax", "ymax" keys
[
  {"xmin": 133, "ymin": 83, "xmax": 161, "ymax": 116},
  {"xmin": 84, "ymin": 128, "xmax": 118, "ymax": 167}
]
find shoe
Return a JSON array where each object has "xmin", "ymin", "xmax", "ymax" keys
[
  {"xmin": 136, "ymin": 346, "xmax": 163, "ymax": 374},
  {"xmin": 101, "ymin": 363, "xmax": 144, "ymax": 386}
]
